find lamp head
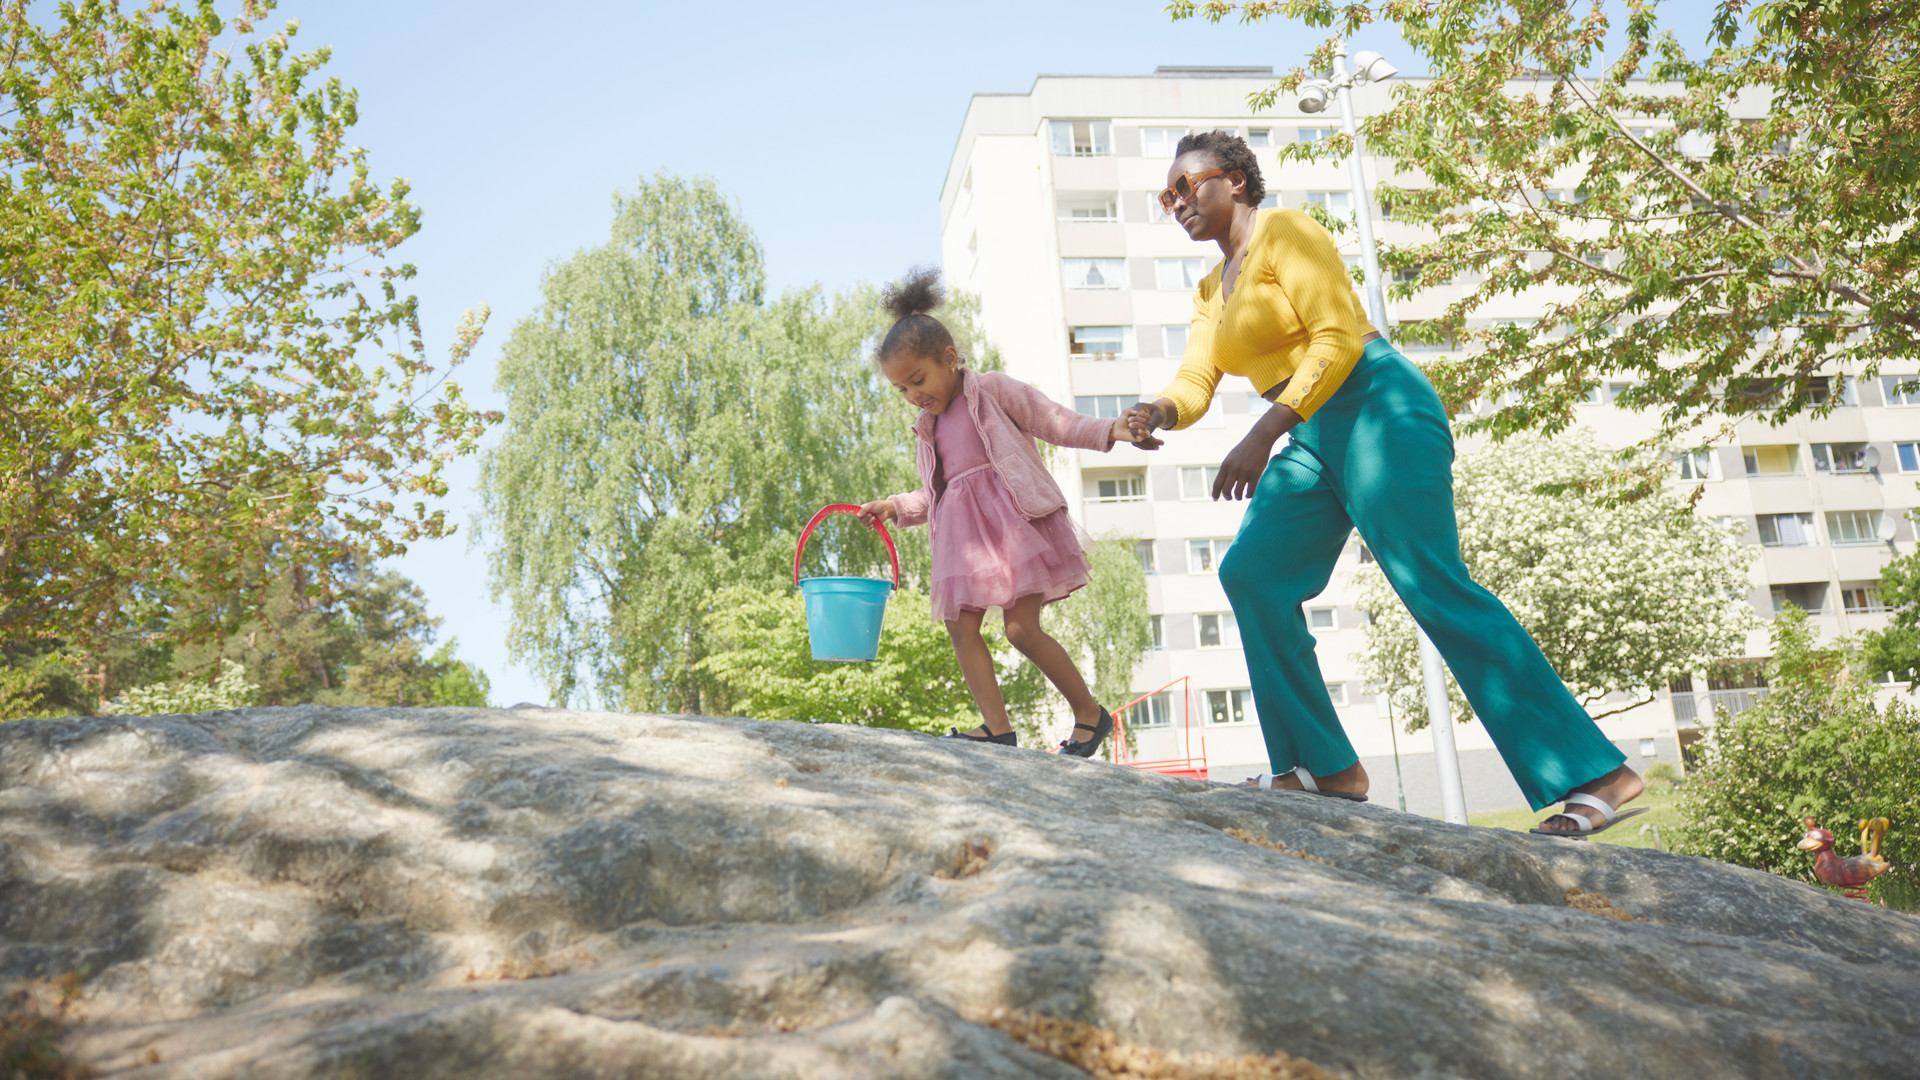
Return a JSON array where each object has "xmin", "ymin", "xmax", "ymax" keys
[
  {"xmin": 1297, "ymin": 81, "xmax": 1330, "ymax": 114},
  {"xmin": 1352, "ymin": 50, "xmax": 1400, "ymax": 83}
]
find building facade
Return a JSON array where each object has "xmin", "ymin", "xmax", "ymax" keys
[{"xmin": 938, "ymin": 67, "xmax": 1920, "ymax": 814}]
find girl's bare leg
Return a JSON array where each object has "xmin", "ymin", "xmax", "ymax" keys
[
  {"xmin": 946, "ymin": 609, "xmax": 1012, "ymax": 736},
  {"xmin": 1000, "ymin": 593, "xmax": 1103, "ymax": 743}
]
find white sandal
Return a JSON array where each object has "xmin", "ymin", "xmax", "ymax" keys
[
  {"xmin": 1529, "ymin": 791, "xmax": 1648, "ymax": 838},
  {"xmin": 1245, "ymin": 765, "xmax": 1368, "ymax": 802}
]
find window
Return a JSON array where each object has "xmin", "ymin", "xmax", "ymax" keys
[
  {"xmin": 1899, "ymin": 442, "xmax": 1920, "ymax": 473},
  {"xmin": 1247, "ymin": 127, "xmax": 1272, "ymax": 146},
  {"xmin": 1196, "ymin": 612, "xmax": 1242, "ymax": 649},
  {"xmin": 1742, "ymin": 445, "xmax": 1803, "ymax": 476},
  {"xmin": 1206, "ymin": 688, "xmax": 1254, "ymax": 725},
  {"xmin": 1883, "ymin": 375, "xmax": 1920, "ymax": 406},
  {"xmin": 1304, "ymin": 190, "xmax": 1352, "ymax": 215},
  {"xmin": 1164, "ymin": 325, "xmax": 1190, "ymax": 356},
  {"xmin": 1073, "ymin": 395, "xmax": 1131, "ymax": 420},
  {"xmin": 1155, "ymin": 257, "xmax": 1209, "ymax": 291},
  {"xmin": 1673, "ymin": 450, "xmax": 1717, "ymax": 481},
  {"xmin": 1307, "ymin": 606, "xmax": 1337, "ymax": 632},
  {"xmin": 1246, "ymin": 392, "xmax": 1271, "ymax": 415},
  {"xmin": 1050, "ymin": 120, "xmax": 1111, "ymax": 157},
  {"xmin": 1607, "ymin": 381, "xmax": 1635, "ymax": 404},
  {"xmin": 1141, "ymin": 126, "xmax": 1188, "ymax": 158},
  {"xmin": 1188, "ymin": 537, "xmax": 1232, "ymax": 574},
  {"xmin": 1179, "ymin": 465, "xmax": 1222, "ymax": 500},
  {"xmin": 1259, "ymin": 192, "xmax": 1279, "ymax": 209},
  {"xmin": 1807, "ymin": 376, "xmax": 1855, "ymax": 406},
  {"xmin": 1070, "ymin": 325, "xmax": 1133, "ymax": 359},
  {"xmin": 1092, "ymin": 475, "xmax": 1146, "ymax": 503},
  {"xmin": 1771, "ymin": 583, "xmax": 1827, "ymax": 615},
  {"xmin": 1297, "ymin": 126, "xmax": 1334, "ymax": 143},
  {"xmin": 1057, "ymin": 193, "xmax": 1119, "ymax": 222},
  {"xmin": 1756, "ymin": 512, "xmax": 1817, "ymax": 547},
  {"xmin": 1325, "ymin": 682, "xmax": 1348, "ymax": 707},
  {"xmin": 1638, "ymin": 738, "xmax": 1657, "ymax": 757},
  {"xmin": 1811, "ymin": 443, "xmax": 1873, "ymax": 475},
  {"xmin": 1134, "ymin": 689, "xmax": 1173, "ymax": 726},
  {"xmin": 1842, "ymin": 586, "xmax": 1887, "ymax": 614},
  {"xmin": 1062, "ymin": 258, "xmax": 1126, "ymax": 290},
  {"xmin": 1827, "ymin": 509, "xmax": 1884, "ymax": 545},
  {"xmin": 1136, "ymin": 541, "xmax": 1158, "ymax": 575}
]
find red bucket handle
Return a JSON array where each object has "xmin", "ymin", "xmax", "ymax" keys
[{"xmin": 793, "ymin": 503, "xmax": 901, "ymax": 589}]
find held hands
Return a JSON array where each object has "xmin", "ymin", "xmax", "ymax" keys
[
  {"xmin": 1122, "ymin": 403, "xmax": 1165, "ymax": 450},
  {"xmin": 1110, "ymin": 414, "xmax": 1162, "ymax": 450},
  {"xmin": 855, "ymin": 499, "xmax": 896, "ymax": 525}
]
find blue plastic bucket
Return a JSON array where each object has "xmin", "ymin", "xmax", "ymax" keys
[
  {"xmin": 797, "ymin": 576, "xmax": 895, "ymax": 661},
  {"xmin": 793, "ymin": 504, "xmax": 902, "ymax": 664}
]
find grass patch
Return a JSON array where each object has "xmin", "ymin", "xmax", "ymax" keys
[{"xmin": 1467, "ymin": 784, "xmax": 1684, "ymax": 849}]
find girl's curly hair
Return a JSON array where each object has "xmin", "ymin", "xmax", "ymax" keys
[
  {"xmin": 876, "ymin": 266, "xmax": 958, "ymax": 367},
  {"xmin": 1175, "ymin": 129, "xmax": 1266, "ymax": 206}
]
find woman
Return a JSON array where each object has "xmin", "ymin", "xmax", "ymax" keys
[{"xmin": 1126, "ymin": 130, "xmax": 1643, "ymax": 836}]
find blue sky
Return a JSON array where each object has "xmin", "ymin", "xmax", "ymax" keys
[{"xmin": 269, "ymin": 1, "xmax": 1722, "ymax": 707}]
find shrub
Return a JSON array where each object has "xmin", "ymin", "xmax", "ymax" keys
[{"xmin": 1673, "ymin": 607, "xmax": 1920, "ymax": 907}]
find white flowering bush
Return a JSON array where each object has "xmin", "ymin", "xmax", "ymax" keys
[
  {"xmin": 102, "ymin": 658, "xmax": 257, "ymax": 716},
  {"xmin": 1355, "ymin": 433, "xmax": 1754, "ymax": 729},
  {"xmin": 1674, "ymin": 607, "xmax": 1920, "ymax": 908}
]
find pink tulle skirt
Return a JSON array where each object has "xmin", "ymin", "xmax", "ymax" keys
[{"xmin": 928, "ymin": 467, "xmax": 1090, "ymax": 623}]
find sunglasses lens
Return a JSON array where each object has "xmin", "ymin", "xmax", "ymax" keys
[
  {"xmin": 1158, "ymin": 190, "xmax": 1176, "ymax": 211},
  {"xmin": 1174, "ymin": 174, "xmax": 1194, "ymax": 199}
]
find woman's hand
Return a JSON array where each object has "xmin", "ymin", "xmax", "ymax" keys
[
  {"xmin": 855, "ymin": 499, "xmax": 896, "ymax": 525},
  {"xmin": 1125, "ymin": 402, "xmax": 1167, "ymax": 443},
  {"xmin": 1211, "ymin": 435, "xmax": 1275, "ymax": 501},
  {"xmin": 1111, "ymin": 416, "xmax": 1163, "ymax": 450}
]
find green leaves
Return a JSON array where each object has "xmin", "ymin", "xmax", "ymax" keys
[
  {"xmin": 1675, "ymin": 606, "xmax": 1920, "ymax": 907},
  {"xmin": 0, "ymin": 0, "xmax": 497, "ymax": 658},
  {"xmin": 1179, "ymin": 1, "xmax": 1920, "ymax": 465},
  {"xmin": 479, "ymin": 175, "xmax": 925, "ymax": 713}
]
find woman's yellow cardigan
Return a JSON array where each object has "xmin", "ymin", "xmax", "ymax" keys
[{"xmin": 1158, "ymin": 208, "xmax": 1378, "ymax": 428}]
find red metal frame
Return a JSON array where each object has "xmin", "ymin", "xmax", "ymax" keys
[{"xmin": 1108, "ymin": 676, "xmax": 1208, "ymax": 779}]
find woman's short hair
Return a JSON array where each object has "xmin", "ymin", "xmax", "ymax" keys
[{"xmin": 1175, "ymin": 129, "xmax": 1266, "ymax": 206}]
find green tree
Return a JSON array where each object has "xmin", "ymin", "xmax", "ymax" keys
[
  {"xmin": 1053, "ymin": 535, "xmax": 1155, "ymax": 719},
  {"xmin": 1357, "ymin": 433, "xmax": 1754, "ymax": 728},
  {"xmin": 480, "ymin": 175, "xmax": 963, "ymax": 713},
  {"xmin": 1172, "ymin": 1, "xmax": 1920, "ymax": 493},
  {"xmin": 101, "ymin": 658, "xmax": 257, "ymax": 716},
  {"xmin": 696, "ymin": 584, "xmax": 1036, "ymax": 734},
  {"xmin": 0, "ymin": 0, "xmax": 496, "ymax": 660},
  {"xmin": 1858, "ymin": 509, "xmax": 1920, "ymax": 690},
  {"xmin": 1675, "ymin": 606, "xmax": 1920, "ymax": 908}
]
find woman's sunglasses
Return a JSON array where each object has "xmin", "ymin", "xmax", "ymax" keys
[{"xmin": 1157, "ymin": 169, "xmax": 1227, "ymax": 211}]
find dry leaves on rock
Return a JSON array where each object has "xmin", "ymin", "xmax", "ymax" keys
[
  {"xmin": 1564, "ymin": 888, "xmax": 1657, "ymax": 923},
  {"xmin": 1226, "ymin": 828, "xmax": 1333, "ymax": 867},
  {"xmin": 935, "ymin": 837, "xmax": 992, "ymax": 879},
  {"xmin": 464, "ymin": 951, "xmax": 594, "ymax": 982},
  {"xmin": 1, "ymin": 973, "xmax": 91, "ymax": 1080},
  {"xmin": 975, "ymin": 1008, "xmax": 1336, "ymax": 1080}
]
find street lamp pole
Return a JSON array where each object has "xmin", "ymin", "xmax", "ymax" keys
[{"xmin": 1303, "ymin": 41, "xmax": 1470, "ymax": 825}]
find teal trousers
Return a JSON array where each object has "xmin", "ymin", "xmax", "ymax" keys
[{"xmin": 1219, "ymin": 339, "xmax": 1625, "ymax": 811}]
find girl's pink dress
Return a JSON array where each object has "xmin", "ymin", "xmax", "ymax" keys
[{"xmin": 928, "ymin": 400, "xmax": 1089, "ymax": 622}]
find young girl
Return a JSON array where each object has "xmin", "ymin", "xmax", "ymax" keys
[{"xmin": 857, "ymin": 269, "xmax": 1156, "ymax": 756}]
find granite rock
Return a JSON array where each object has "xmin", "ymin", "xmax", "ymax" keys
[{"xmin": 2, "ymin": 707, "xmax": 1916, "ymax": 1078}]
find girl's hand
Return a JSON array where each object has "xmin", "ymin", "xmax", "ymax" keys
[
  {"xmin": 855, "ymin": 499, "xmax": 896, "ymax": 525},
  {"xmin": 1111, "ymin": 416, "xmax": 1162, "ymax": 450},
  {"xmin": 1124, "ymin": 403, "xmax": 1164, "ymax": 442}
]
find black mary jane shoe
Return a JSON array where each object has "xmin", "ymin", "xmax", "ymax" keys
[
  {"xmin": 1056, "ymin": 708, "xmax": 1114, "ymax": 758},
  {"xmin": 945, "ymin": 726, "xmax": 1018, "ymax": 746}
]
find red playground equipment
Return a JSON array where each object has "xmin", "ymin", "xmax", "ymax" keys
[{"xmin": 1108, "ymin": 676, "xmax": 1209, "ymax": 780}]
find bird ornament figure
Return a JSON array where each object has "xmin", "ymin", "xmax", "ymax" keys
[{"xmin": 1795, "ymin": 816, "xmax": 1891, "ymax": 900}]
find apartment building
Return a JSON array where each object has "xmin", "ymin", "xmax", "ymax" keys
[{"xmin": 937, "ymin": 66, "xmax": 1920, "ymax": 814}]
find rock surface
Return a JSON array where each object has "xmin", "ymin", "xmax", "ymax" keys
[{"xmin": 2, "ymin": 706, "xmax": 1917, "ymax": 1079}]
